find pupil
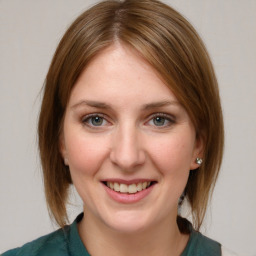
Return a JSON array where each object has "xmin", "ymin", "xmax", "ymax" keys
[
  {"xmin": 154, "ymin": 117, "xmax": 165, "ymax": 126},
  {"xmin": 92, "ymin": 116, "xmax": 103, "ymax": 126}
]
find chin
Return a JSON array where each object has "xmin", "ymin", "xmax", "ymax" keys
[{"xmin": 102, "ymin": 210, "xmax": 153, "ymax": 234}]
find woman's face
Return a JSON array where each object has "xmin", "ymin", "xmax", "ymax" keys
[{"xmin": 61, "ymin": 43, "xmax": 203, "ymax": 233}]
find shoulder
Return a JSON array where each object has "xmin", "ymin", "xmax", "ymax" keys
[
  {"xmin": 1, "ymin": 227, "xmax": 70, "ymax": 256},
  {"xmin": 193, "ymin": 231, "xmax": 222, "ymax": 255},
  {"xmin": 182, "ymin": 230, "xmax": 221, "ymax": 256},
  {"xmin": 179, "ymin": 218, "xmax": 222, "ymax": 256},
  {"xmin": 187, "ymin": 231, "xmax": 239, "ymax": 256}
]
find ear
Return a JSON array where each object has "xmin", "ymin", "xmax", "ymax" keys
[
  {"xmin": 59, "ymin": 133, "xmax": 69, "ymax": 166},
  {"xmin": 190, "ymin": 133, "xmax": 205, "ymax": 170}
]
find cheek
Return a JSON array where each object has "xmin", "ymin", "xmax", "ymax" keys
[
  {"xmin": 65, "ymin": 133, "xmax": 109, "ymax": 176},
  {"xmin": 147, "ymin": 133, "xmax": 195, "ymax": 175}
]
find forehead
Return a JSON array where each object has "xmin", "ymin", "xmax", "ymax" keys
[{"xmin": 68, "ymin": 43, "xmax": 178, "ymax": 107}]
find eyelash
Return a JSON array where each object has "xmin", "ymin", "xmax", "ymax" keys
[
  {"xmin": 81, "ymin": 112, "xmax": 175, "ymax": 128},
  {"xmin": 148, "ymin": 113, "xmax": 175, "ymax": 128},
  {"xmin": 81, "ymin": 113, "xmax": 109, "ymax": 127}
]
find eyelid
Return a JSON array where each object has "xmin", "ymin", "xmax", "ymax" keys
[
  {"xmin": 80, "ymin": 112, "xmax": 175, "ymax": 128},
  {"xmin": 150, "ymin": 112, "xmax": 175, "ymax": 120},
  {"xmin": 82, "ymin": 112, "xmax": 106, "ymax": 121},
  {"xmin": 145, "ymin": 112, "xmax": 176, "ymax": 127},
  {"xmin": 81, "ymin": 113, "xmax": 110, "ymax": 127}
]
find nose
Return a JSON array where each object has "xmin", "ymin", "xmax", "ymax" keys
[{"xmin": 110, "ymin": 123, "xmax": 146, "ymax": 171}]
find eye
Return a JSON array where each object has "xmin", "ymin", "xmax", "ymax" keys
[
  {"xmin": 147, "ymin": 113, "xmax": 175, "ymax": 127},
  {"xmin": 153, "ymin": 116, "xmax": 167, "ymax": 126},
  {"xmin": 82, "ymin": 114, "xmax": 109, "ymax": 127}
]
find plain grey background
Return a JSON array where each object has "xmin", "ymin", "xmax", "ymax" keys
[{"xmin": 0, "ymin": 0, "xmax": 256, "ymax": 255}]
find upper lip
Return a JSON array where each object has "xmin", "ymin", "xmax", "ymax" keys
[{"xmin": 101, "ymin": 179, "xmax": 157, "ymax": 185}]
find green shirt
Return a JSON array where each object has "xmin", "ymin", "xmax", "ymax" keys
[{"xmin": 2, "ymin": 214, "xmax": 221, "ymax": 256}]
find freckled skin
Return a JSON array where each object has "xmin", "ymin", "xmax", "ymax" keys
[{"xmin": 61, "ymin": 43, "xmax": 203, "ymax": 234}]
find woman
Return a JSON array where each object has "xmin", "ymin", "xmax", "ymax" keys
[{"xmin": 2, "ymin": 0, "xmax": 236, "ymax": 255}]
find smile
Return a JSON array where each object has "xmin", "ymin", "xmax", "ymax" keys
[
  {"xmin": 102, "ymin": 180, "xmax": 157, "ymax": 203},
  {"xmin": 105, "ymin": 181, "xmax": 152, "ymax": 194}
]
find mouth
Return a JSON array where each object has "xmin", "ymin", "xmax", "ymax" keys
[{"xmin": 102, "ymin": 180, "xmax": 157, "ymax": 194}]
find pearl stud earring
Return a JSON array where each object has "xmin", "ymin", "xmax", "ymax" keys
[{"xmin": 196, "ymin": 157, "xmax": 203, "ymax": 165}]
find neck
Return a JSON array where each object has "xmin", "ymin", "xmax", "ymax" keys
[{"xmin": 78, "ymin": 211, "xmax": 189, "ymax": 256}]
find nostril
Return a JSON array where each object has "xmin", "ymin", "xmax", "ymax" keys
[{"xmin": 109, "ymin": 151, "xmax": 146, "ymax": 171}]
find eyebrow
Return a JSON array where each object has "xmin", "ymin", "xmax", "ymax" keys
[
  {"xmin": 71, "ymin": 100, "xmax": 180, "ymax": 110},
  {"xmin": 71, "ymin": 100, "xmax": 111, "ymax": 110},
  {"xmin": 142, "ymin": 100, "xmax": 180, "ymax": 110}
]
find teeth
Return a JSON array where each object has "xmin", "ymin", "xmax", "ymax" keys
[
  {"xmin": 120, "ymin": 184, "xmax": 128, "ymax": 193},
  {"xmin": 106, "ymin": 181, "xmax": 152, "ymax": 194},
  {"xmin": 114, "ymin": 182, "xmax": 120, "ymax": 192},
  {"xmin": 137, "ymin": 183, "xmax": 142, "ymax": 191},
  {"xmin": 128, "ymin": 184, "xmax": 137, "ymax": 194}
]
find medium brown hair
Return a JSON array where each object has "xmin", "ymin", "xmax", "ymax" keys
[{"xmin": 38, "ymin": 0, "xmax": 224, "ymax": 230}]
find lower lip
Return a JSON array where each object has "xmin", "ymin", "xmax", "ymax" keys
[{"xmin": 103, "ymin": 183, "xmax": 155, "ymax": 204}]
